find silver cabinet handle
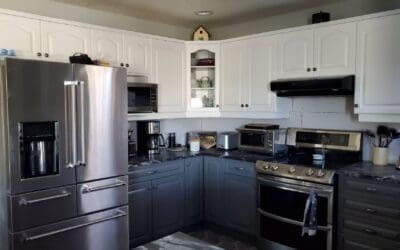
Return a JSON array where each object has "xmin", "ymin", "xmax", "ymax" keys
[
  {"xmin": 147, "ymin": 170, "xmax": 158, "ymax": 175},
  {"xmin": 366, "ymin": 187, "xmax": 377, "ymax": 192},
  {"xmin": 235, "ymin": 167, "xmax": 245, "ymax": 171},
  {"xmin": 128, "ymin": 188, "xmax": 148, "ymax": 195},
  {"xmin": 77, "ymin": 81, "xmax": 86, "ymax": 167},
  {"xmin": 82, "ymin": 181, "xmax": 126, "ymax": 194},
  {"xmin": 23, "ymin": 209, "xmax": 126, "ymax": 242},
  {"xmin": 19, "ymin": 191, "xmax": 71, "ymax": 206}
]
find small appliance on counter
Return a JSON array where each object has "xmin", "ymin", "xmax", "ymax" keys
[
  {"xmin": 217, "ymin": 132, "xmax": 238, "ymax": 150},
  {"xmin": 137, "ymin": 121, "xmax": 165, "ymax": 155},
  {"xmin": 186, "ymin": 131, "xmax": 217, "ymax": 149},
  {"xmin": 128, "ymin": 129, "xmax": 137, "ymax": 158},
  {"xmin": 237, "ymin": 123, "xmax": 287, "ymax": 155}
]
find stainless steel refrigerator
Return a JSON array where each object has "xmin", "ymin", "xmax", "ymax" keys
[{"xmin": 0, "ymin": 58, "xmax": 129, "ymax": 250}]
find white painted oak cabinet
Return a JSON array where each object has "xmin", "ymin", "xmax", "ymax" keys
[{"xmin": 277, "ymin": 22, "xmax": 356, "ymax": 79}]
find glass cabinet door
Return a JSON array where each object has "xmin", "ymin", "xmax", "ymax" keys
[{"xmin": 190, "ymin": 49, "xmax": 216, "ymax": 109}]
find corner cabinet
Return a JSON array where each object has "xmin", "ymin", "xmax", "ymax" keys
[
  {"xmin": 186, "ymin": 42, "xmax": 220, "ymax": 114},
  {"xmin": 354, "ymin": 13, "xmax": 400, "ymax": 122},
  {"xmin": 151, "ymin": 39, "xmax": 186, "ymax": 113},
  {"xmin": 277, "ymin": 22, "xmax": 356, "ymax": 79}
]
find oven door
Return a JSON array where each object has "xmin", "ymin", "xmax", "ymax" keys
[
  {"xmin": 257, "ymin": 175, "xmax": 334, "ymax": 250},
  {"xmin": 127, "ymin": 83, "xmax": 157, "ymax": 113}
]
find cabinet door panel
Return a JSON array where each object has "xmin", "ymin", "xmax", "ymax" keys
[
  {"xmin": 129, "ymin": 181, "xmax": 152, "ymax": 247},
  {"xmin": 204, "ymin": 157, "xmax": 224, "ymax": 225},
  {"xmin": 41, "ymin": 21, "xmax": 91, "ymax": 62},
  {"xmin": 152, "ymin": 175, "xmax": 184, "ymax": 238},
  {"xmin": 92, "ymin": 29, "xmax": 123, "ymax": 66},
  {"xmin": 247, "ymin": 36, "xmax": 277, "ymax": 112},
  {"xmin": 277, "ymin": 29, "xmax": 313, "ymax": 79},
  {"xmin": 184, "ymin": 157, "xmax": 204, "ymax": 226},
  {"xmin": 0, "ymin": 13, "xmax": 41, "ymax": 59},
  {"xmin": 355, "ymin": 14, "xmax": 400, "ymax": 114},
  {"xmin": 220, "ymin": 41, "xmax": 247, "ymax": 112},
  {"xmin": 152, "ymin": 39, "xmax": 185, "ymax": 113},
  {"xmin": 314, "ymin": 22, "xmax": 356, "ymax": 76},
  {"xmin": 123, "ymin": 33, "xmax": 151, "ymax": 76}
]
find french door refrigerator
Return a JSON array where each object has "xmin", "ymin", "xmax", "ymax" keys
[{"xmin": 0, "ymin": 58, "xmax": 129, "ymax": 250}]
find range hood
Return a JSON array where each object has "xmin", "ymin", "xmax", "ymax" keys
[{"xmin": 270, "ymin": 75, "xmax": 355, "ymax": 97}]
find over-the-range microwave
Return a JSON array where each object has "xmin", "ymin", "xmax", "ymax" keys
[{"xmin": 127, "ymin": 76, "xmax": 158, "ymax": 113}]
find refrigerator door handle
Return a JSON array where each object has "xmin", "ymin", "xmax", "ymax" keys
[
  {"xmin": 77, "ymin": 81, "xmax": 86, "ymax": 167},
  {"xmin": 64, "ymin": 81, "xmax": 79, "ymax": 168},
  {"xmin": 22, "ymin": 209, "xmax": 127, "ymax": 242}
]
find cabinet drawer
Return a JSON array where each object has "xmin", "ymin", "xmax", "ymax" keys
[
  {"xmin": 224, "ymin": 159, "xmax": 255, "ymax": 178},
  {"xmin": 343, "ymin": 178, "xmax": 400, "ymax": 197},
  {"xmin": 342, "ymin": 238, "xmax": 380, "ymax": 250},
  {"xmin": 77, "ymin": 176, "xmax": 128, "ymax": 215},
  {"xmin": 128, "ymin": 160, "xmax": 184, "ymax": 182},
  {"xmin": 343, "ymin": 228, "xmax": 400, "ymax": 250},
  {"xmin": 344, "ymin": 219, "xmax": 400, "ymax": 242},
  {"xmin": 344, "ymin": 199, "xmax": 400, "ymax": 221},
  {"xmin": 9, "ymin": 185, "xmax": 77, "ymax": 232}
]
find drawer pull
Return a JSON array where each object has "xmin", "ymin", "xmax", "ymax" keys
[
  {"xmin": 366, "ymin": 187, "xmax": 377, "ymax": 192},
  {"xmin": 82, "ymin": 181, "xmax": 125, "ymax": 193},
  {"xmin": 363, "ymin": 228, "xmax": 377, "ymax": 235},
  {"xmin": 235, "ymin": 167, "xmax": 245, "ymax": 171},
  {"xmin": 364, "ymin": 208, "xmax": 376, "ymax": 213},
  {"xmin": 128, "ymin": 188, "xmax": 147, "ymax": 194},
  {"xmin": 19, "ymin": 191, "xmax": 71, "ymax": 206},
  {"xmin": 147, "ymin": 170, "xmax": 158, "ymax": 175}
]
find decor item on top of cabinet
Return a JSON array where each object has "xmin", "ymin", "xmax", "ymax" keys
[
  {"xmin": 69, "ymin": 53, "xmax": 94, "ymax": 65},
  {"xmin": 192, "ymin": 26, "xmax": 210, "ymax": 41},
  {"xmin": 365, "ymin": 126, "xmax": 400, "ymax": 166},
  {"xmin": 312, "ymin": 11, "xmax": 330, "ymax": 24}
]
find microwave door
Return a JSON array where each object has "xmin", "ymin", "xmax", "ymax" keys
[
  {"xmin": 73, "ymin": 65, "xmax": 128, "ymax": 183},
  {"xmin": 127, "ymin": 86, "xmax": 155, "ymax": 113}
]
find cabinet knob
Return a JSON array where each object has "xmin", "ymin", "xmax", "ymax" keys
[
  {"xmin": 125, "ymin": 64, "xmax": 129, "ymax": 67},
  {"xmin": 44, "ymin": 53, "xmax": 49, "ymax": 58},
  {"xmin": 36, "ymin": 52, "xmax": 42, "ymax": 57},
  {"xmin": 120, "ymin": 63, "xmax": 124, "ymax": 67},
  {"xmin": 216, "ymin": 104, "xmax": 219, "ymax": 108},
  {"xmin": 307, "ymin": 68, "xmax": 311, "ymax": 72},
  {"xmin": 241, "ymin": 104, "xmax": 244, "ymax": 108},
  {"xmin": 313, "ymin": 67, "xmax": 317, "ymax": 71},
  {"xmin": 354, "ymin": 104, "xmax": 359, "ymax": 108},
  {"xmin": 245, "ymin": 104, "xmax": 249, "ymax": 108}
]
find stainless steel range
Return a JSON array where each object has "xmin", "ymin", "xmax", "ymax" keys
[
  {"xmin": 0, "ymin": 58, "xmax": 129, "ymax": 250},
  {"xmin": 256, "ymin": 128, "xmax": 362, "ymax": 250}
]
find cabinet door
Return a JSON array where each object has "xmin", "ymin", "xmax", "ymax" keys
[
  {"xmin": 152, "ymin": 175, "xmax": 184, "ymax": 238},
  {"xmin": 41, "ymin": 21, "xmax": 91, "ymax": 62},
  {"xmin": 224, "ymin": 173, "xmax": 257, "ymax": 235},
  {"xmin": 314, "ymin": 22, "xmax": 356, "ymax": 76},
  {"xmin": 0, "ymin": 13, "xmax": 41, "ymax": 59},
  {"xmin": 92, "ymin": 29, "xmax": 123, "ymax": 67},
  {"xmin": 123, "ymin": 33, "xmax": 151, "ymax": 76},
  {"xmin": 277, "ymin": 29, "xmax": 313, "ymax": 79},
  {"xmin": 246, "ymin": 36, "xmax": 277, "ymax": 112},
  {"xmin": 151, "ymin": 39, "xmax": 186, "ymax": 113},
  {"xmin": 220, "ymin": 40, "xmax": 248, "ymax": 112},
  {"xmin": 355, "ymin": 14, "xmax": 400, "ymax": 114},
  {"xmin": 184, "ymin": 157, "xmax": 204, "ymax": 226},
  {"xmin": 204, "ymin": 157, "xmax": 224, "ymax": 225},
  {"xmin": 129, "ymin": 181, "xmax": 152, "ymax": 247}
]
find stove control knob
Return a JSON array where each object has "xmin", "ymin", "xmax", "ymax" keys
[
  {"xmin": 316, "ymin": 170, "xmax": 325, "ymax": 177},
  {"xmin": 272, "ymin": 164, "xmax": 279, "ymax": 171},
  {"xmin": 263, "ymin": 164, "xmax": 270, "ymax": 170},
  {"xmin": 306, "ymin": 168, "xmax": 314, "ymax": 176},
  {"xmin": 288, "ymin": 167, "xmax": 296, "ymax": 174}
]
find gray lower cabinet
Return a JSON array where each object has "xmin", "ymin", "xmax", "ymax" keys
[
  {"xmin": 152, "ymin": 175, "xmax": 184, "ymax": 238},
  {"xmin": 338, "ymin": 176, "xmax": 400, "ymax": 250},
  {"xmin": 184, "ymin": 157, "xmax": 204, "ymax": 226},
  {"xmin": 204, "ymin": 156, "xmax": 225, "ymax": 225}
]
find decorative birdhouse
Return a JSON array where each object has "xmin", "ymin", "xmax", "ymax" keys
[{"xmin": 192, "ymin": 26, "xmax": 210, "ymax": 41}]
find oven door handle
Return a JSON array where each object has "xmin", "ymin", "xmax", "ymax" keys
[
  {"xmin": 258, "ymin": 209, "xmax": 332, "ymax": 232},
  {"xmin": 257, "ymin": 176, "xmax": 333, "ymax": 195}
]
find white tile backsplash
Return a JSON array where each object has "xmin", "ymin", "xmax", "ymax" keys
[{"xmin": 158, "ymin": 97, "xmax": 400, "ymax": 164}]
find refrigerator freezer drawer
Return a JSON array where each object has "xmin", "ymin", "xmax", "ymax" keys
[
  {"xmin": 77, "ymin": 176, "xmax": 128, "ymax": 215},
  {"xmin": 11, "ymin": 206, "xmax": 129, "ymax": 250},
  {"xmin": 9, "ymin": 185, "xmax": 77, "ymax": 232}
]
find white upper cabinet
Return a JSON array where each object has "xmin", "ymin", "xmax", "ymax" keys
[
  {"xmin": 91, "ymin": 29, "xmax": 123, "ymax": 66},
  {"xmin": 41, "ymin": 21, "xmax": 91, "ymax": 62},
  {"xmin": 355, "ymin": 14, "xmax": 400, "ymax": 117},
  {"xmin": 313, "ymin": 22, "xmax": 356, "ymax": 76},
  {"xmin": 246, "ymin": 36, "xmax": 277, "ymax": 112},
  {"xmin": 0, "ymin": 13, "xmax": 41, "ymax": 59},
  {"xmin": 220, "ymin": 40, "xmax": 247, "ymax": 112},
  {"xmin": 152, "ymin": 39, "xmax": 186, "ymax": 113},
  {"xmin": 277, "ymin": 29, "xmax": 313, "ymax": 79},
  {"xmin": 123, "ymin": 33, "xmax": 151, "ymax": 76}
]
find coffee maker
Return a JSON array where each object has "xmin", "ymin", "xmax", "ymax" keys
[{"xmin": 137, "ymin": 121, "xmax": 165, "ymax": 155}]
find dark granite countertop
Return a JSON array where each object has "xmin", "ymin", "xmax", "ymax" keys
[
  {"xmin": 128, "ymin": 148, "xmax": 275, "ymax": 172},
  {"xmin": 339, "ymin": 161, "xmax": 400, "ymax": 184}
]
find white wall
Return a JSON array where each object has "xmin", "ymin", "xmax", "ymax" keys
[
  {"xmin": 159, "ymin": 97, "xmax": 400, "ymax": 164},
  {"xmin": 0, "ymin": 0, "xmax": 192, "ymax": 40},
  {"xmin": 210, "ymin": 0, "xmax": 400, "ymax": 39}
]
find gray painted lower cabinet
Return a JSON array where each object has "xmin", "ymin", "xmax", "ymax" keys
[
  {"xmin": 184, "ymin": 157, "xmax": 204, "ymax": 226},
  {"xmin": 204, "ymin": 156, "xmax": 225, "ymax": 226}
]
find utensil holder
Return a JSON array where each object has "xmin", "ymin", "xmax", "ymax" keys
[{"xmin": 372, "ymin": 147, "xmax": 388, "ymax": 166}]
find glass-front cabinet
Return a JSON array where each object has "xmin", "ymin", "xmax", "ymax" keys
[{"xmin": 186, "ymin": 42, "xmax": 220, "ymax": 113}]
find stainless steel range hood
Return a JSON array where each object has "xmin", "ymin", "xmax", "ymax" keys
[{"xmin": 270, "ymin": 75, "xmax": 355, "ymax": 97}]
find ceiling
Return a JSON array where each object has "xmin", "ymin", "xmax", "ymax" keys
[{"xmin": 52, "ymin": 0, "xmax": 343, "ymax": 28}]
